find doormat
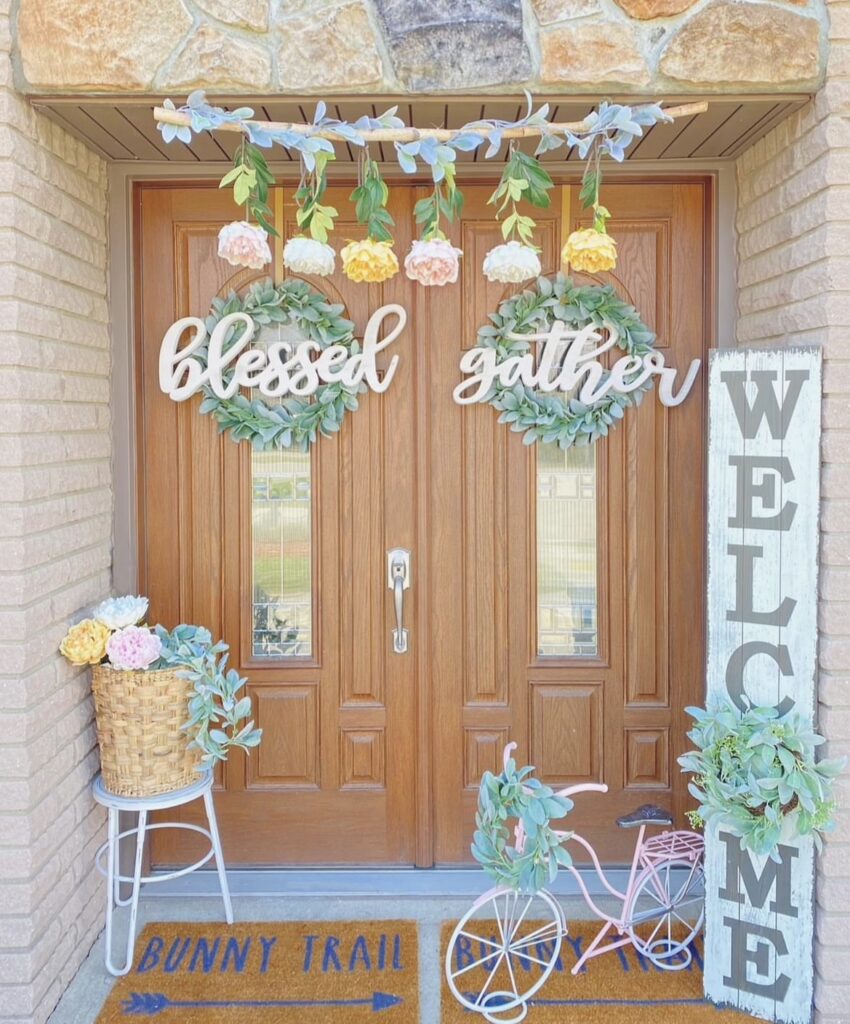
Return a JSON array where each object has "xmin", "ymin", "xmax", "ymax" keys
[
  {"xmin": 97, "ymin": 921, "xmax": 418, "ymax": 1022},
  {"xmin": 441, "ymin": 921, "xmax": 751, "ymax": 1023}
]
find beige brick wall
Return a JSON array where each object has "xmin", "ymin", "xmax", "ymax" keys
[
  {"xmin": 0, "ymin": 0, "xmax": 111, "ymax": 1020},
  {"xmin": 736, "ymin": 1, "xmax": 850, "ymax": 1019}
]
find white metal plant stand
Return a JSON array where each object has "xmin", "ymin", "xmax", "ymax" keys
[{"xmin": 92, "ymin": 770, "xmax": 233, "ymax": 976}]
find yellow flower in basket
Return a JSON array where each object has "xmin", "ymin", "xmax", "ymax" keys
[
  {"xmin": 60, "ymin": 618, "xmax": 111, "ymax": 666},
  {"xmin": 561, "ymin": 228, "xmax": 618, "ymax": 274},
  {"xmin": 340, "ymin": 238, "xmax": 399, "ymax": 283}
]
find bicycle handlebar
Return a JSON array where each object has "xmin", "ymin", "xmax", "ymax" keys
[{"xmin": 502, "ymin": 743, "xmax": 608, "ymax": 802}]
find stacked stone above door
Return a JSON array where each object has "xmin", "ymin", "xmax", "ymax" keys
[{"xmin": 13, "ymin": 0, "xmax": 827, "ymax": 95}]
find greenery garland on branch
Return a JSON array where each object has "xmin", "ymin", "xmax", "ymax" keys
[
  {"xmin": 472, "ymin": 752, "xmax": 575, "ymax": 894},
  {"xmin": 474, "ymin": 274, "xmax": 658, "ymax": 449},
  {"xmin": 196, "ymin": 278, "xmax": 364, "ymax": 451}
]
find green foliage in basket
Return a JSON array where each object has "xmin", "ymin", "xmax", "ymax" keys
[
  {"xmin": 471, "ymin": 753, "xmax": 574, "ymax": 894},
  {"xmin": 155, "ymin": 624, "xmax": 262, "ymax": 767},
  {"xmin": 678, "ymin": 699, "xmax": 844, "ymax": 861}
]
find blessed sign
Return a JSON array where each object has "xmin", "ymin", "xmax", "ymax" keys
[
  {"xmin": 159, "ymin": 304, "xmax": 406, "ymax": 402},
  {"xmin": 453, "ymin": 320, "xmax": 701, "ymax": 407},
  {"xmin": 704, "ymin": 348, "xmax": 821, "ymax": 1024}
]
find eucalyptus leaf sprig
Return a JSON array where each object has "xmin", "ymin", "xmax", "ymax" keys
[
  {"xmin": 219, "ymin": 137, "xmax": 277, "ymax": 237},
  {"xmin": 351, "ymin": 153, "xmax": 394, "ymax": 242},
  {"xmin": 487, "ymin": 147, "xmax": 554, "ymax": 248},
  {"xmin": 155, "ymin": 624, "xmax": 262, "ymax": 768},
  {"xmin": 294, "ymin": 150, "xmax": 338, "ymax": 243}
]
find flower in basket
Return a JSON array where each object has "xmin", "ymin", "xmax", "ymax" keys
[
  {"xmin": 404, "ymin": 238, "xmax": 463, "ymax": 287},
  {"xmin": 60, "ymin": 618, "xmax": 111, "ymax": 666},
  {"xmin": 217, "ymin": 221, "xmax": 272, "ymax": 270},
  {"xmin": 562, "ymin": 227, "xmax": 618, "ymax": 274},
  {"xmin": 283, "ymin": 235, "xmax": 335, "ymax": 277},
  {"xmin": 92, "ymin": 595, "xmax": 148, "ymax": 631},
  {"xmin": 340, "ymin": 238, "xmax": 399, "ymax": 283},
  {"xmin": 106, "ymin": 625, "xmax": 163, "ymax": 671},
  {"xmin": 482, "ymin": 241, "xmax": 541, "ymax": 284}
]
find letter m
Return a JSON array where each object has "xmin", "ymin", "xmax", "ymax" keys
[
  {"xmin": 718, "ymin": 832, "xmax": 798, "ymax": 918},
  {"xmin": 720, "ymin": 367, "xmax": 809, "ymax": 441}
]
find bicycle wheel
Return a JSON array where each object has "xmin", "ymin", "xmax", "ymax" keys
[
  {"xmin": 624, "ymin": 857, "xmax": 704, "ymax": 970},
  {"xmin": 445, "ymin": 887, "xmax": 566, "ymax": 1023}
]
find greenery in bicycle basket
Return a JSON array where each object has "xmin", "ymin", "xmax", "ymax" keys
[
  {"xmin": 472, "ymin": 753, "xmax": 575, "ymax": 894},
  {"xmin": 678, "ymin": 699, "xmax": 844, "ymax": 861},
  {"xmin": 476, "ymin": 274, "xmax": 657, "ymax": 449},
  {"xmin": 195, "ymin": 278, "xmax": 364, "ymax": 451}
]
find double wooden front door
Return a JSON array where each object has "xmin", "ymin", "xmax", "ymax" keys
[{"xmin": 136, "ymin": 177, "xmax": 710, "ymax": 867}]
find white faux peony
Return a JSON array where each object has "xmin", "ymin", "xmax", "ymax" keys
[
  {"xmin": 217, "ymin": 221, "xmax": 272, "ymax": 270},
  {"xmin": 283, "ymin": 236, "xmax": 336, "ymax": 277},
  {"xmin": 92, "ymin": 595, "xmax": 149, "ymax": 631},
  {"xmin": 482, "ymin": 241, "xmax": 542, "ymax": 284}
]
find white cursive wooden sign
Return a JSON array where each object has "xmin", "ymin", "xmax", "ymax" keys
[
  {"xmin": 453, "ymin": 320, "xmax": 701, "ymax": 407},
  {"xmin": 159, "ymin": 303, "xmax": 407, "ymax": 402}
]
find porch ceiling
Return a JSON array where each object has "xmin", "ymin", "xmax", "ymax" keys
[{"xmin": 33, "ymin": 95, "xmax": 809, "ymax": 166}]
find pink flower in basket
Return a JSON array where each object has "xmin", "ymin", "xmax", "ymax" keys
[{"xmin": 106, "ymin": 626, "xmax": 162, "ymax": 671}]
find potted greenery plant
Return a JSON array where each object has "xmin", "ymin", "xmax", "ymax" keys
[
  {"xmin": 678, "ymin": 699, "xmax": 843, "ymax": 860},
  {"xmin": 59, "ymin": 595, "xmax": 261, "ymax": 797}
]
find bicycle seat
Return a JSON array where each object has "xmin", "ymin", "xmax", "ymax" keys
[{"xmin": 616, "ymin": 804, "xmax": 674, "ymax": 829}]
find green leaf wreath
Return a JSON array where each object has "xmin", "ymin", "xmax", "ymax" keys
[
  {"xmin": 474, "ymin": 274, "xmax": 657, "ymax": 449},
  {"xmin": 471, "ymin": 753, "xmax": 575, "ymax": 894},
  {"xmin": 194, "ymin": 278, "xmax": 365, "ymax": 451}
]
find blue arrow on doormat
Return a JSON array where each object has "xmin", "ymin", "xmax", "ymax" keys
[{"xmin": 121, "ymin": 991, "xmax": 404, "ymax": 1016}]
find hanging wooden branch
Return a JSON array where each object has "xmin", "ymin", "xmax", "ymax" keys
[
  {"xmin": 154, "ymin": 92, "xmax": 709, "ymax": 285},
  {"xmin": 153, "ymin": 100, "xmax": 707, "ymax": 144}
]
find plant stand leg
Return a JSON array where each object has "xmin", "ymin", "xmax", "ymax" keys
[
  {"xmin": 104, "ymin": 808, "xmax": 147, "ymax": 977},
  {"xmin": 204, "ymin": 787, "xmax": 233, "ymax": 924}
]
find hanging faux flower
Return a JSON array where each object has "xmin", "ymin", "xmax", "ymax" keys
[
  {"xmin": 483, "ymin": 240, "xmax": 542, "ymax": 284},
  {"xmin": 561, "ymin": 121, "xmax": 620, "ymax": 275},
  {"xmin": 289, "ymin": 149, "xmax": 338, "ymax": 277},
  {"xmin": 483, "ymin": 146, "xmax": 552, "ymax": 285},
  {"xmin": 562, "ymin": 227, "xmax": 617, "ymax": 274},
  {"xmin": 283, "ymin": 236, "xmax": 336, "ymax": 277},
  {"xmin": 217, "ymin": 135, "xmax": 277, "ymax": 270},
  {"xmin": 404, "ymin": 238, "xmax": 462, "ymax": 287},
  {"xmin": 340, "ymin": 238, "xmax": 399, "ymax": 283},
  {"xmin": 343, "ymin": 154, "xmax": 398, "ymax": 283}
]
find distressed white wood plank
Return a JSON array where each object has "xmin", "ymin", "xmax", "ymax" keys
[{"xmin": 704, "ymin": 347, "xmax": 821, "ymax": 1024}]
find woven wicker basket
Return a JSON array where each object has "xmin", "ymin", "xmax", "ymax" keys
[{"xmin": 91, "ymin": 665, "xmax": 203, "ymax": 797}]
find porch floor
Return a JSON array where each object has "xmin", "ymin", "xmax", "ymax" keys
[{"xmin": 49, "ymin": 893, "xmax": 625, "ymax": 1024}]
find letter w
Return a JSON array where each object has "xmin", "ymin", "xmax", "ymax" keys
[
  {"xmin": 720, "ymin": 368, "xmax": 809, "ymax": 440},
  {"xmin": 718, "ymin": 832, "xmax": 798, "ymax": 918}
]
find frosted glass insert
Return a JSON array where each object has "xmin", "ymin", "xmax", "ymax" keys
[
  {"xmin": 537, "ymin": 444, "xmax": 598, "ymax": 656},
  {"xmin": 252, "ymin": 448, "xmax": 313, "ymax": 657}
]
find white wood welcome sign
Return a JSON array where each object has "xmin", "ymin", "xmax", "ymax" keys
[{"xmin": 705, "ymin": 348, "xmax": 822, "ymax": 1024}]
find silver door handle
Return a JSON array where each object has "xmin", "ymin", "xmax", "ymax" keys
[{"xmin": 387, "ymin": 549, "xmax": 410, "ymax": 654}]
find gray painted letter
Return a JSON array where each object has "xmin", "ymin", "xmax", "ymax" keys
[
  {"xmin": 718, "ymin": 832, "xmax": 799, "ymax": 917},
  {"xmin": 722, "ymin": 917, "xmax": 791, "ymax": 1001},
  {"xmin": 725, "ymin": 640, "xmax": 795, "ymax": 716},
  {"xmin": 728, "ymin": 455, "xmax": 797, "ymax": 531},
  {"xmin": 726, "ymin": 544, "xmax": 797, "ymax": 627},
  {"xmin": 720, "ymin": 369, "xmax": 809, "ymax": 440}
]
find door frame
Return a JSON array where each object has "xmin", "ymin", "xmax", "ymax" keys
[{"xmin": 111, "ymin": 161, "xmax": 733, "ymax": 880}]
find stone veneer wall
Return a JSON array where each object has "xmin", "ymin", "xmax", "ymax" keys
[
  {"xmin": 12, "ymin": 0, "xmax": 829, "ymax": 95},
  {"xmin": 0, "ymin": 0, "xmax": 112, "ymax": 1020},
  {"xmin": 736, "ymin": 0, "xmax": 850, "ymax": 1017}
]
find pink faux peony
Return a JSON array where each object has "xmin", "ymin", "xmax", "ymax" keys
[
  {"xmin": 106, "ymin": 626, "xmax": 162, "ymax": 671},
  {"xmin": 404, "ymin": 238, "xmax": 463, "ymax": 287},
  {"xmin": 217, "ymin": 221, "xmax": 272, "ymax": 270}
]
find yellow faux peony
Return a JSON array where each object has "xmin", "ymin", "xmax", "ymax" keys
[
  {"xmin": 60, "ymin": 618, "xmax": 111, "ymax": 666},
  {"xmin": 561, "ymin": 228, "xmax": 618, "ymax": 274},
  {"xmin": 340, "ymin": 239, "xmax": 399, "ymax": 283}
]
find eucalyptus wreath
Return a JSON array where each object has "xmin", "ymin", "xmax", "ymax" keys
[
  {"xmin": 471, "ymin": 754, "xmax": 575, "ymax": 894},
  {"xmin": 195, "ymin": 278, "xmax": 364, "ymax": 451},
  {"xmin": 474, "ymin": 274, "xmax": 658, "ymax": 448}
]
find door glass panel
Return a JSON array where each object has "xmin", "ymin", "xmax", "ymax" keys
[
  {"xmin": 252, "ymin": 449, "xmax": 313, "ymax": 657},
  {"xmin": 537, "ymin": 444, "xmax": 598, "ymax": 656}
]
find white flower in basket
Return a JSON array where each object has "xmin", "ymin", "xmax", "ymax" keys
[{"xmin": 92, "ymin": 595, "xmax": 148, "ymax": 630}]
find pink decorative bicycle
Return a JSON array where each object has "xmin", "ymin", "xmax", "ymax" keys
[{"xmin": 445, "ymin": 743, "xmax": 705, "ymax": 1024}]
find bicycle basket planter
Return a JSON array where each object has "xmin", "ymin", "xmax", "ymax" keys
[{"xmin": 91, "ymin": 666, "xmax": 202, "ymax": 797}]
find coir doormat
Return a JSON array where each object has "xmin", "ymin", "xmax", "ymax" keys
[
  {"xmin": 97, "ymin": 922, "xmax": 418, "ymax": 1022},
  {"xmin": 441, "ymin": 921, "xmax": 752, "ymax": 1023}
]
